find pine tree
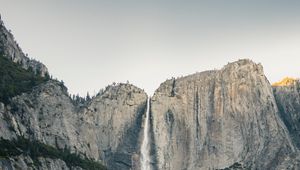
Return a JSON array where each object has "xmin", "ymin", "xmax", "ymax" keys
[{"xmin": 86, "ymin": 92, "xmax": 91, "ymax": 101}]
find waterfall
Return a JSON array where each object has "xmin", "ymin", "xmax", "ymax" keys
[{"xmin": 141, "ymin": 97, "xmax": 151, "ymax": 170}]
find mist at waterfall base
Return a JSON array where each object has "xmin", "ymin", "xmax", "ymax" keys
[{"xmin": 140, "ymin": 97, "xmax": 151, "ymax": 170}]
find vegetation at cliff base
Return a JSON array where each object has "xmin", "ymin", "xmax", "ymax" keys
[
  {"xmin": 217, "ymin": 162, "xmax": 244, "ymax": 170},
  {"xmin": 0, "ymin": 137, "xmax": 106, "ymax": 170},
  {"xmin": 0, "ymin": 54, "xmax": 49, "ymax": 104}
]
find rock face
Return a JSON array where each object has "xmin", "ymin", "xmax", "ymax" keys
[
  {"xmin": 81, "ymin": 84, "xmax": 147, "ymax": 169},
  {"xmin": 272, "ymin": 77, "xmax": 298, "ymax": 87},
  {"xmin": 151, "ymin": 59, "xmax": 296, "ymax": 170},
  {"xmin": 1, "ymin": 14, "xmax": 300, "ymax": 170},
  {"xmin": 0, "ymin": 81, "xmax": 147, "ymax": 170},
  {"xmin": 0, "ymin": 16, "xmax": 48, "ymax": 77},
  {"xmin": 273, "ymin": 79, "xmax": 300, "ymax": 148},
  {"xmin": 0, "ymin": 16, "xmax": 147, "ymax": 170}
]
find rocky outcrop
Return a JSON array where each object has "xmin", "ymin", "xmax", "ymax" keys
[
  {"xmin": 272, "ymin": 77, "xmax": 298, "ymax": 87},
  {"xmin": 0, "ymin": 80, "xmax": 147, "ymax": 170},
  {"xmin": 273, "ymin": 79, "xmax": 300, "ymax": 148},
  {"xmin": 151, "ymin": 59, "xmax": 296, "ymax": 170},
  {"xmin": 80, "ymin": 84, "xmax": 147, "ymax": 169},
  {"xmin": 0, "ymin": 15, "xmax": 48, "ymax": 77}
]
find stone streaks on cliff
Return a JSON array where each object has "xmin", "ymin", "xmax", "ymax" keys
[
  {"xmin": 151, "ymin": 59, "xmax": 295, "ymax": 170},
  {"xmin": 0, "ymin": 81, "xmax": 147, "ymax": 170}
]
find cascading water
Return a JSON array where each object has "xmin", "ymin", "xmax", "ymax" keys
[{"xmin": 140, "ymin": 97, "xmax": 151, "ymax": 170}]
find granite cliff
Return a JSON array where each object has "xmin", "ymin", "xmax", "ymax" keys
[
  {"xmin": 273, "ymin": 78, "xmax": 300, "ymax": 148},
  {"xmin": 151, "ymin": 60, "xmax": 298, "ymax": 170},
  {"xmin": 272, "ymin": 78, "xmax": 300, "ymax": 169},
  {"xmin": 0, "ymin": 16, "xmax": 147, "ymax": 170},
  {"xmin": 1, "ymin": 15, "xmax": 300, "ymax": 170},
  {"xmin": 0, "ymin": 80, "xmax": 147, "ymax": 170}
]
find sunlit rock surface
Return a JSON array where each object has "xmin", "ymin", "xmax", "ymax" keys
[
  {"xmin": 151, "ymin": 60, "xmax": 296, "ymax": 170},
  {"xmin": 272, "ymin": 77, "xmax": 298, "ymax": 87}
]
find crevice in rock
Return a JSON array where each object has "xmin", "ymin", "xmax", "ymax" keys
[{"xmin": 170, "ymin": 78, "xmax": 176, "ymax": 97}]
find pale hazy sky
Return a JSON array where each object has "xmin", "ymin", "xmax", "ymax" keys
[{"xmin": 0, "ymin": 0, "xmax": 299, "ymax": 95}]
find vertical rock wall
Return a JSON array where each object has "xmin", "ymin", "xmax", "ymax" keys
[{"xmin": 151, "ymin": 60, "xmax": 295, "ymax": 170}]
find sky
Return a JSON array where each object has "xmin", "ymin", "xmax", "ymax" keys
[{"xmin": 0, "ymin": 0, "xmax": 299, "ymax": 95}]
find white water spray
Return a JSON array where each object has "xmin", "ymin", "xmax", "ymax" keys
[{"xmin": 141, "ymin": 97, "xmax": 151, "ymax": 170}]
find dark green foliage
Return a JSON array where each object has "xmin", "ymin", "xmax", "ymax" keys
[
  {"xmin": 218, "ymin": 162, "xmax": 244, "ymax": 170},
  {"xmin": 0, "ymin": 137, "xmax": 106, "ymax": 170},
  {"xmin": 73, "ymin": 94, "xmax": 84, "ymax": 104},
  {"xmin": 0, "ymin": 54, "xmax": 49, "ymax": 104},
  {"xmin": 86, "ymin": 92, "xmax": 91, "ymax": 101}
]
